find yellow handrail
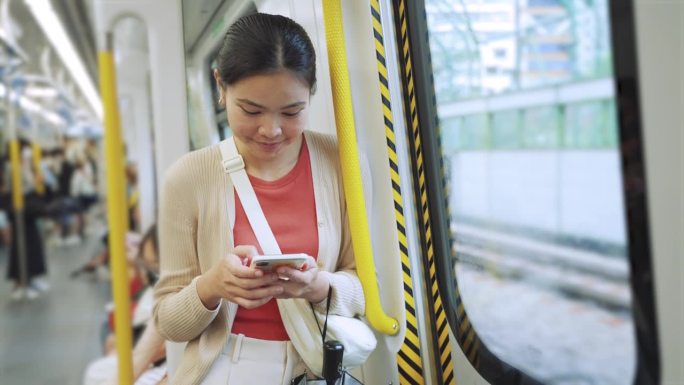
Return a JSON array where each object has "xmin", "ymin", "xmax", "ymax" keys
[
  {"xmin": 9, "ymin": 139, "xmax": 24, "ymax": 211},
  {"xmin": 322, "ymin": 0, "xmax": 398, "ymax": 335},
  {"xmin": 32, "ymin": 143, "xmax": 45, "ymax": 195},
  {"xmin": 98, "ymin": 33, "xmax": 134, "ymax": 385}
]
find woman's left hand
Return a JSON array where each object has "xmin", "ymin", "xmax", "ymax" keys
[{"xmin": 274, "ymin": 256, "xmax": 330, "ymax": 303}]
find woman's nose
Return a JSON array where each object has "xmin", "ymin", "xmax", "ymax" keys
[{"xmin": 258, "ymin": 116, "xmax": 282, "ymax": 138}]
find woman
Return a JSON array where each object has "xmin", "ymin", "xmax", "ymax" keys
[
  {"xmin": 5, "ymin": 141, "xmax": 49, "ymax": 300},
  {"xmin": 153, "ymin": 13, "xmax": 366, "ymax": 385}
]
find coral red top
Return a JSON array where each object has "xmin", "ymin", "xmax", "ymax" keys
[{"xmin": 231, "ymin": 139, "xmax": 319, "ymax": 340}]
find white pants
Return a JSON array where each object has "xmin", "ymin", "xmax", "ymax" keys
[
  {"xmin": 201, "ymin": 334, "xmax": 305, "ymax": 385},
  {"xmin": 82, "ymin": 355, "xmax": 166, "ymax": 385}
]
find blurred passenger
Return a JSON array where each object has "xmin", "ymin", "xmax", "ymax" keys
[
  {"xmin": 42, "ymin": 148, "xmax": 66, "ymax": 247},
  {"xmin": 83, "ymin": 224, "xmax": 167, "ymax": 385},
  {"xmin": 44, "ymin": 146, "xmax": 83, "ymax": 247},
  {"xmin": 4, "ymin": 140, "xmax": 49, "ymax": 300},
  {"xmin": 58, "ymin": 142, "xmax": 76, "ymax": 199},
  {"xmin": 70, "ymin": 155, "xmax": 99, "ymax": 239},
  {"xmin": 85, "ymin": 139, "xmax": 100, "ymax": 189},
  {"xmin": 40, "ymin": 148, "xmax": 60, "ymax": 197},
  {"xmin": 0, "ymin": 210, "xmax": 9, "ymax": 248},
  {"xmin": 55, "ymin": 141, "xmax": 83, "ymax": 245},
  {"xmin": 0, "ymin": 157, "xmax": 11, "ymax": 248},
  {"xmin": 125, "ymin": 162, "xmax": 140, "ymax": 232},
  {"xmin": 103, "ymin": 226, "xmax": 154, "ymax": 353},
  {"xmin": 70, "ymin": 229, "xmax": 140, "ymax": 279},
  {"xmin": 70, "ymin": 158, "xmax": 137, "ymax": 278}
]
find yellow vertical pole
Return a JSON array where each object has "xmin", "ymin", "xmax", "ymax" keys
[
  {"xmin": 9, "ymin": 140, "xmax": 24, "ymax": 211},
  {"xmin": 32, "ymin": 142, "xmax": 45, "ymax": 195},
  {"xmin": 99, "ymin": 32, "xmax": 134, "ymax": 385}
]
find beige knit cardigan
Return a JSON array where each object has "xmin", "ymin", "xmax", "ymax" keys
[{"xmin": 153, "ymin": 130, "xmax": 365, "ymax": 385}]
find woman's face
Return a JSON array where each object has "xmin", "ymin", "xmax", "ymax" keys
[{"xmin": 218, "ymin": 70, "xmax": 311, "ymax": 165}]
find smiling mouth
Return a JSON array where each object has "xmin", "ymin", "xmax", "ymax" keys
[{"xmin": 256, "ymin": 141, "xmax": 282, "ymax": 151}]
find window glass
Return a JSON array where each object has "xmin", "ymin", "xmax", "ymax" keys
[
  {"xmin": 440, "ymin": 117, "xmax": 464, "ymax": 153},
  {"xmin": 565, "ymin": 101, "xmax": 612, "ymax": 148},
  {"xmin": 492, "ymin": 110, "xmax": 520, "ymax": 149},
  {"xmin": 426, "ymin": 0, "xmax": 635, "ymax": 384},
  {"xmin": 523, "ymin": 106, "xmax": 559, "ymax": 148},
  {"xmin": 442, "ymin": 114, "xmax": 491, "ymax": 152},
  {"xmin": 463, "ymin": 114, "xmax": 490, "ymax": 150}
]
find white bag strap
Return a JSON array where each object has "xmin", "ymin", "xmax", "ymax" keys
[
  {"xmin": 219, "ymin": 137, "xmax": 281, "ymax": 255},
  {"xmin": 217, "ymin": 137, "xmax": 374, "ymax": 375}
]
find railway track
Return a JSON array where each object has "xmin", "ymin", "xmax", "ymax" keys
[{"xmin": 451, "ymin": 223, "xmax": 632, "ymax": 310}]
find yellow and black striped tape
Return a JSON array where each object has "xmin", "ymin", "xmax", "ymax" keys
[
  {"xmin": 456, "ymin": 300, "xmax": 481, "ymax": 368},
  {"xmin": 394, "ymin": 0, "xmax": 461, "ymax": 383},
  {"xmin": 369, "ymin": 1, "xmax": 425, "ymax": 383},
  {"xmin": 396, "ymin": 0, "xmax": 483, "ymax": 372}
]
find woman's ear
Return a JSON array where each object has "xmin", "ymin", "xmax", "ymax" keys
[{"xmin": 213, "ymin": 69, "xmax": 225, "ymax": 106}]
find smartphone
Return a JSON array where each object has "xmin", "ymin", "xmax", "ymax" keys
[{"xmin": 250, "ymin": 253, "xmax": 309, "ymax": 272}]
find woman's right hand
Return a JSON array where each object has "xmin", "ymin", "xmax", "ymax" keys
[{"xmin": 196, "ymin": 245, "xmax": 283, "ymax": 310}]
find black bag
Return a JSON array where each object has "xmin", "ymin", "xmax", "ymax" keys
[
  {"xmin": 23, "ymin": 192, "xmax": 50, "ymax": 218},
  {"xmin": 291, "ymin": 371, "xmax": 364, "ymax": 385},
  {"xmin": 0, "ymin": 192, "xmax": 10, "ymax": 211},
  {"xmin": 291, "ymin": 289, "xmax": 365, "ymax": 385},
  {"xmin": 42, "ymin": 196, "xmax": 83, "ymax": 218}
]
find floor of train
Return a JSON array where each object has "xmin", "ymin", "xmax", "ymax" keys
[{"xmin": 0, "ymin": 227, "xmax": 111, "ymax": 385}]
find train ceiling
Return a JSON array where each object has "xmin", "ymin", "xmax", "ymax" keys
[{"xmin": 0, "ymin": 0, "xmax": 98, "ymax": 137}]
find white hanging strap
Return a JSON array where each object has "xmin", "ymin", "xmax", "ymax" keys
[{"xmin": 219, "ymin": 137, "xmax": 281, "ymax": 255}]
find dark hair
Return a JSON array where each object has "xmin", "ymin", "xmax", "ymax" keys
[
  {"xmin": 137, "ymin": 223, "xmax": 158, "ymax": 261},
  {"xmin": 216, "ymin": 13, "xmax": 316, "ymax": 93}
]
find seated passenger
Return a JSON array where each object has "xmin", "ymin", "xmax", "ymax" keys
[
  {"xmin": 71, "ymin": 230, "xmax": 141, "ymax": 279},
  {"xmin": 83, "ymin": 224, "xmax": 167, "ymax": 385},
  {"xmin": 153, "ymin": 13, "xmax": 367, "ymax": 385}
]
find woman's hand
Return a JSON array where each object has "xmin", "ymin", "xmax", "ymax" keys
[
  {"xmin": 196, "ymin": 245, "xmax": 283, "ymax": 310},
  {"xmin": 273, "ymin": 256, "xmax": 330, "ymax": 303}
]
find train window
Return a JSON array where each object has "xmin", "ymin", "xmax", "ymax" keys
[
  {"xmin": 425, "ymin": 0, "xmax": 638, "ymax": 383},
  {"xmin": 182, "ymin": 1, "xmax": 257, "ymax": 147}
]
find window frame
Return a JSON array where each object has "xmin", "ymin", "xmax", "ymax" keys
[{"xmin": 401, "ymin": 0, "xmax": 660, "ymax": 383}]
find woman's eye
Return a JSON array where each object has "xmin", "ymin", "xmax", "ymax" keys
[
  {"xmin": 283, "ymin": 110, "xmax": 303, "ymax": 117},
  {"xmin": 239, "ymin": 106, "xmax": 261, "ymax": 115}
]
